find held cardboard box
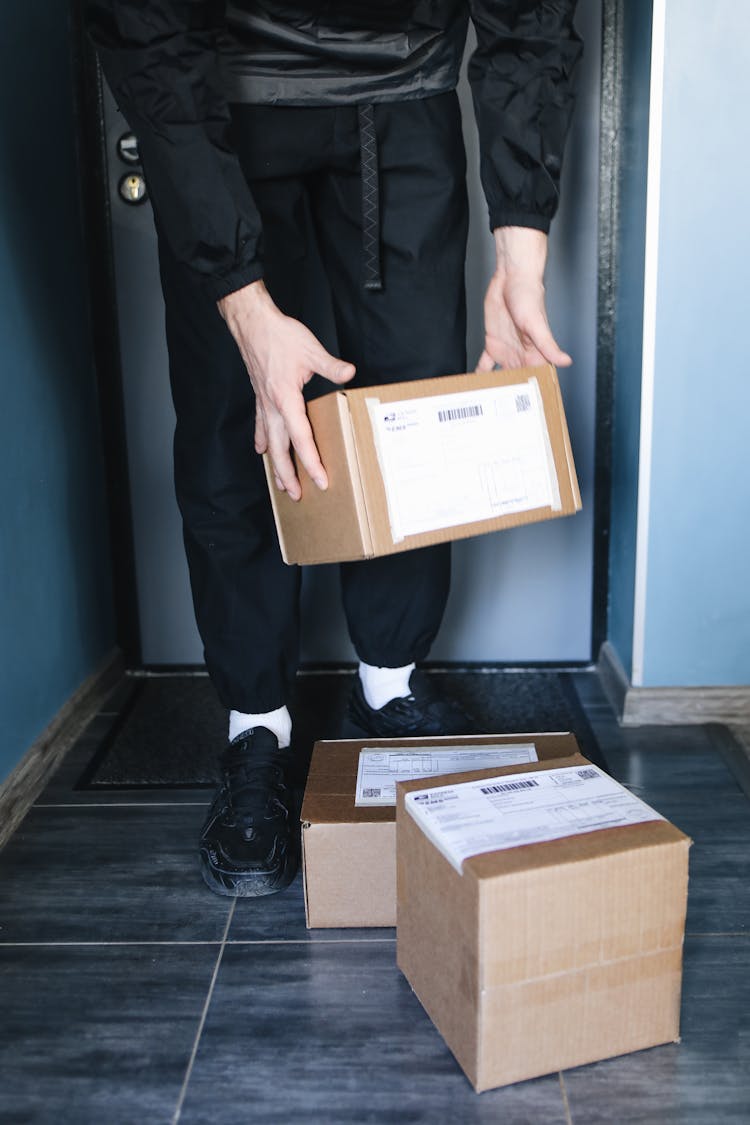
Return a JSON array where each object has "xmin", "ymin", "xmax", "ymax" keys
[
  {"xmin": 264, "ymin": 364, "xmax": 581, "ymax": 564},
  {"xmin": 396, "ymin": 755, "xmax": 692, "ymax": 1092},
  {"xmin": 300, "ymin": 732, "xmax": 582, "ymax": 929}
]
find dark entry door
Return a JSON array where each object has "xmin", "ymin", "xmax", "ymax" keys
[{"xmin": 102, "ymin": 0, "xmax": 601, "ymax": 665}]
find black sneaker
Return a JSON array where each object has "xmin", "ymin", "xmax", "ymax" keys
[
  {"xmin": 199, "ymin": 727, "xmax": 298, "ymax": 898},
  {"xmin": 345, "ymin": 669, "xmax": 476, "ymax": 738}
]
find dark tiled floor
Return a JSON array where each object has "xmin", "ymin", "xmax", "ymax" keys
[{"xmin": 1, "ymin": 670, "xmax": 749, "ymax": 1123}]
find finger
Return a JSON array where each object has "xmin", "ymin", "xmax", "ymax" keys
[
  {"xmin": 283, "ymin": 400, "xmax": 329, "ymax": 491},
  {"xmin": 313, "ymin": 345, "xmax": 356, "ymax": 386},
  {"xmin": 476, "ymin": 349, "xmax": 496, "ymax": 372},
  {"xmin": 479, "ymin": 333, "xmax": 526, "ymax": 371},
  {"xmin": 265, "ymin": 414, "xmax": 303, "ymax": 501},
  {"xmin": 287, "ymin": 418, "xmax": 328, "ymax": 488},
  {"xmin": 253, "ymin": 405, "xmax": 268, "ymax": 455}
]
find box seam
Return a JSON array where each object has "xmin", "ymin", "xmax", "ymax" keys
[
  {"xmin": 479, "ymin": 942, "xmax": 685, "ymax": 993},
  {"xmin": 338, "ymin": 390, "xmax": 374, "ymax": 556}
]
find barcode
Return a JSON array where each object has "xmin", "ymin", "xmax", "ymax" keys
[
  {"xmin": 480, "ymin": 779, "xmax": 540, "ymax": 795},
  {"xmin": 438, "ymin": 404, "xmax": 483, "ymax": 423},
  {"xmin": 515, "ymin": 393, "xmax": 531, "ymax": 413},
  {"xmin": 577, "ymin": 769, "xmax": 598, "ymax": 780},
  {"xmin": 362, "ymin": 788, "xmax": 381, "ymax": 798}
]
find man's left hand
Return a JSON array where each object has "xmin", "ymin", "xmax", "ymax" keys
[{"xmin": 477, "ymin": 226, "xmax": 572, "ymax": 371}]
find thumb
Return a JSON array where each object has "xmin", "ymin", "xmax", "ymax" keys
[
  {"xmin": 314, "ymin": 345, "xmax": 356, "ymax": 385},
  {"xmin": 525, "ymin": 316, "xmax": 572, "ymax": 368}
]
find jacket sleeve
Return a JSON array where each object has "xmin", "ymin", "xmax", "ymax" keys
[
  {"xmin": 86, "ymin": 0, "xmax": 264, "ymax": 300},
  {"xmin": 468, "ymin": 0, "xmax": 583, "ymax": 233}
]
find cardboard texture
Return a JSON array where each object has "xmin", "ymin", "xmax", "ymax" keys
[
  {"xmin": 396, "ymin": 755, "xmax": 692, "ymax": 1092},
  {"xmin": 300, "ymin": 733, "xmax": 581, "ymax": 929},
  {"xmin": 265, "ymin": 364, "xmax": 581, "ymax": 565}
]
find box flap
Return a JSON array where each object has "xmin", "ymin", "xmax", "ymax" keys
[
  {"xmin": 302, "ymin": 819, "xmax": 396, "ymax": 928},
  {"xmin": 263, "ymin": 391, "xmax": 372, "ymax": 564}
]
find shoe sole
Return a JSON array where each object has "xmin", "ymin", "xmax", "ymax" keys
[{"xmin": 199, "ymin": 844, "xmax": 298, "ymax": 898}]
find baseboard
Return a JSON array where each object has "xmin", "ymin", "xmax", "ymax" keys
[
  {"xmin": 598, "ymin": 642, "xmax": 750, "ymax": 726},
  {"xmin": 597, "ymin": 642, "xmax": 630, "ymax": 719},
  {"xmin": 0, "ymin": 649, "xmax": 125, "ymax": 851}
]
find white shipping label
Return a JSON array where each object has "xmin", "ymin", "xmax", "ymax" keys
[
  {"xmin": 405, "ymin": 764, "xmax": 665, "ymax": 873},
  {"xmin": 354, "ymin": 744, "xmax": 538, "ymax": 807},
  {"xmin": 366, "ymin": 379, "xmax": 560, "ymax": 542}
]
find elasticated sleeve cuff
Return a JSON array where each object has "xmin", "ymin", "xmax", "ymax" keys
[
  {"xmin": 201, "ymin": 259, "xmax": 266, "ymax": 303},
  {"xmin": 487, "ymin": 210, "xmax": 552, "ymax": 236}
]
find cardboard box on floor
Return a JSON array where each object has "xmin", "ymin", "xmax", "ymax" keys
[
  {"xmin": 300, "ymin": 732, "xmax": 582, "ymax": 929},
  {"xmin": 396, "ymin": 754, "xmax": 692, "ymax": 1092},
  {"xmin": 264, "ymin": 364, "xmax": 581, "ymax": 565}
]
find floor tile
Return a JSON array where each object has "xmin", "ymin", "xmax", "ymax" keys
[
  {"xmin": 634, "ymin": 795, "xmax": 750, "ymax": 935},
  {"xmin": 608, "ymin": 728, "xmax": 745, "ymax": 796},
  {"xmin": 227, "ymin": 872, "xmax": 395, "ymax": 944},
  {"xmin": 178, "ymin": 942, "xmax": 569, "ymax": 1125},
  {"xmin": 563, "ymin": 936, "xmax": 750, "ymax": 1124},
  {"xmin": 570, "ymin": 675, "xmax": 746, "ymax": 797},
  {"xmin": 0, "ymin": 805, "xmax": 230, "ymax": 942},
  {"xmin": 0, "ymin": 943, "xmax": 214, "ymax": 1125},
  {"xmin": 6, "ymin": 668, "xmax": 750, "ymax": 1123}
]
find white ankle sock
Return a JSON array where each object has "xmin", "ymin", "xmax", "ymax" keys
[
  {"xmin": 229, "ymin": 705, "xmax": 292, "ymax": 748},
  {"xmin": 358, "ymin": 661, "xmax": 416, "ymax": 711}
]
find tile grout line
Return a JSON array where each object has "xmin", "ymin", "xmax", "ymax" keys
[
  {"xmin": 558, "ymin": 1072, "xmax": 574, "ymax": 1125},
  {"xmin": 172, "ymin": 899, "xmax": 236, "ymax": 1125},
  {"xmin": 0, "ymin": 937, "xmax": 398, "ymax": 949},
  {"xmin": 685, "ymin": 932, "xmax": 750, "ymax": 938},
  {"xmin": 35, "ymin": 803, "xmax": 210, "ymax": 808}
]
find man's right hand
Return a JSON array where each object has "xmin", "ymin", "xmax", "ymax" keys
[{"xmin": 218, "ymin": 280, "xmax": 356, "ymax": 501}]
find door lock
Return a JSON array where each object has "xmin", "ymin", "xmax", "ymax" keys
[{"xmin": 118, "ymin": 172, "xmax": 148, "ymax": 205}]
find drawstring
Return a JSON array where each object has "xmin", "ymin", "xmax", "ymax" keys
[{"xmin": 358, "ymin": 104, "xmax": 383, "ymax": 291}]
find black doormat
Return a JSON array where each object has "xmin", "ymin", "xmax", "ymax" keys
[{"xmin": 77, "ymin": 670, "xmax": 604, "ymax": 790}]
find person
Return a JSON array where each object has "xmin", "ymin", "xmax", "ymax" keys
[{"xmin": 87, "ymin": 1, "xmax": 582, "ymax": 898}]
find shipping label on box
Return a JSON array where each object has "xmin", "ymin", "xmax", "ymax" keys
[
  {"xmin": 366, "ymin": 378, "xmax": 559, "ymax": 542},
  {"xmin": 404, "ymin": 763, "xmax": 665, "ymax": 872},
  {"xmin": 354, "ymin": 743, "xmax": 538, "ymax": 807}
]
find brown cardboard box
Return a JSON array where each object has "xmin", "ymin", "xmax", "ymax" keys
[
  {"xmin": 265, "ymin": 364, "xmax": 581, "ymax": 564},
  {"xmin": 396, "ymin": 755, "xmax": 691, "ymax": 1092},
  {"xmin": 300, "ymin": 732, "xmax": 582, "ymax": 929}
]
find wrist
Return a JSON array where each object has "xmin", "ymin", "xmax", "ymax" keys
[
  {"xmin": 218, "ymin": 279, "xmax": 276, "ymax": 327},
  {"xmin": 492, "ymin": 226, "xmax": 548, "ymax": 279}
]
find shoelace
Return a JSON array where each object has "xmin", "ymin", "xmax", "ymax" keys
[{"xmin": 222, "ymin": 756, "xmax": 287, "ymax": 821}]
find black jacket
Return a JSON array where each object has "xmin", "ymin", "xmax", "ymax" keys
[{"xmin": 88, "ymin": 2, "xmax": 582, "ymax": 300}]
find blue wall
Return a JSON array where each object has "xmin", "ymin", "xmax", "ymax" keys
[
  {"xmin": 0, "ymin": 4, "xmax": 115, "ymax": 783},
  {"xmin": 641, "ymin": 1, "xmax": 750, "ymax": 685},
  {"xmin": 607, "ymin": 0, "xmax": 653, "ymax": 680}
]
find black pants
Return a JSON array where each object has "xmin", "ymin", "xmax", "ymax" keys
[{"xmin": 157, "ymin": 92, "xmax": 469, "ymax": 713}]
